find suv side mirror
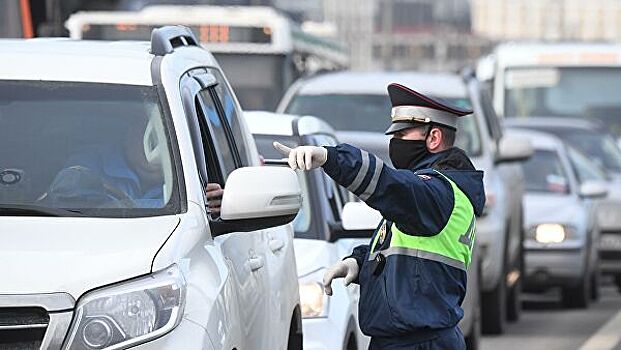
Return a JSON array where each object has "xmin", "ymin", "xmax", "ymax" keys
[
  {"xmin": 211, "ymin": 167, "xmax": 301, "ymax": 236},
  {"xmin": 496, "ymin": 135, "xmax": 533, "ymax": 163},
  {"xmin": 329, "ymin": 202, "xmax": 382, "ymax": 241},
  {"xmin": 579, "ymin": 180, "xmax": 608, "ymax": 199}
]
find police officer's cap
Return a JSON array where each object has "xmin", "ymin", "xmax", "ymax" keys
[{"xmin": 385, "ymin": 83, "xmax": 473, "ymax": 135}]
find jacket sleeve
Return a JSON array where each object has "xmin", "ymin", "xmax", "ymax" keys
[{"xmin": 322, "ymin": 144, "xmax": 453, "ymax": 236}]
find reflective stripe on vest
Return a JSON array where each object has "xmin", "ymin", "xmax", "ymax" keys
[{"xmin": 369, "ymin": 170, "xmax": 476, "ymax": 271}]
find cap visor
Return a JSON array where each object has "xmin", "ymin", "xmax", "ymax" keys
[{"xmin": 385, "ymin": 122, "xmax": 418, "ymax": 135}]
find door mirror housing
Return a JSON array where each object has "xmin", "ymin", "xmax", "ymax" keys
[
  {"xmin": 330, "ymin": 202, "xmax": 382, "ymax": 241},
  {"xmin": 579, "ymin": 180, "xmax": 608, "ymax": 199},
  {"xmin": 211, "ymin": 166, "xmax": 302, "ymax": 236},
  {"xmin": 496, "ymin": 135, "xmax": 533, "ymax": 163}
]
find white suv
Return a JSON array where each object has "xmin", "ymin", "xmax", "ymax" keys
[
  {"xmin": 0, "ymin": 26, "xmax": 302, "ymax": 350},
  {"xmin": 245, "ymin": 111, "xmax": 372, "ymax": 350}
]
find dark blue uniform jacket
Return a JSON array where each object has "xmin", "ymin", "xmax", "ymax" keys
[{"xmin": 322, "ymin": 144, "xmax": 485, "ymax": 339}]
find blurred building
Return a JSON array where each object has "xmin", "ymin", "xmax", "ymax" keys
[
  {"xmin": 323, "ymin": 0, "xmax": 490, "ymax": 71},
  {"xmin": 472, "ymin": 0, "xmax": 621, "ymax": 41}
]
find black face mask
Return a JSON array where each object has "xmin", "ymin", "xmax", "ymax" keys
[{"xmin": 389, "ymin": 138, "xmax": 431, "ymax": 169}]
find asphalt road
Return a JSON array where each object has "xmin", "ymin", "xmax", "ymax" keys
[{"xmin": 481, "ymin": 284, "xmax": 621, "ymax": 350}]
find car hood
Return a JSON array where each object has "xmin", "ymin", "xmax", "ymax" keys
[
  {"xmin": 293, "ymin": 238, "xmax": 370, "ymax": 277},
  {"xmin": 293, "ymin": 239, "xmax": 332, "ymax": 277},
  {"xmin": 524, "ymin": 193, "xmax": 584, "ymax": 227},
  {"xmin": 0, "ymin": 215, "xmax": 180, "ymax": 299}
]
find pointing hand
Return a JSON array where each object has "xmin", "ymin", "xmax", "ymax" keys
[{"xmin": 273, "ymin": 142, "xmax": 328, "ymax": 171}]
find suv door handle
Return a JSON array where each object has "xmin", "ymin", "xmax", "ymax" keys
[
  {"xmin": 269, "ymin": 238, "xmax": 285, "ymax": 253},
  {"xmin": 247, "ymin": 256, "xmax": 264, "ymax": 272}
]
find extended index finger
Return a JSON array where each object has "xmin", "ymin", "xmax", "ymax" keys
[{"xmin": 273, "ymin": 141, "xmax": 292, "ymax": 156}]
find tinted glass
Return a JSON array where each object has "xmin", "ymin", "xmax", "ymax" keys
[
  {"xmin": 0, "ymin": 81, "xmax": 180, "ymax": 216},
  {"xmin": 197, "ymin": 90, "xmax": 237, "ymax": 179},
  {"xmin": 567, "ymin": 147, "xmax": 608, "ymax": 183},
  {"xmin": 286, "ymin": 94, "xmax": 391, "ymax": 133},
  {"xmin": 287, "ymin": 94, "xmax": 481, "ymax": 156},
  {"xmin": 208, "ymin": 69, "xmax": 250, "ymax": 166},
  {"xmin": 521, "ymin": 150, "xmax": 570, "ymax": 194},
  {"xmin": 540, "ymin": 128, "xmax": 621, "ymax": 172},
  {"xmin": 504, "ymin": 67, "xmax": 621, "ymax": 137}
]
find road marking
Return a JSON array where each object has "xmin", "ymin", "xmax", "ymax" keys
[{"xmin": 579, "ymin": 309, "xmax": 621, "ymax": 350}]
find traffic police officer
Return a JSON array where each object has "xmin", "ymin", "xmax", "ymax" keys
[{"xmin": 274, "ymin": 83, "xmax": 485, "ymax": 349}]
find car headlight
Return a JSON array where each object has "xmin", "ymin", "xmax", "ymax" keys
[
  {"xmin": 535, "ymin": 224, "xmax": 566, "ymax": 243},
  {"xmin": 527, "ymin": 224, "xmax": 578, "ymax": 244},
  {"xmin": 299, "ymin": 269, "xmax": 329, "ymax": 318},
  {"xmin": 63, "ymin": 264, "xmax": 186, "ymax": 350}
]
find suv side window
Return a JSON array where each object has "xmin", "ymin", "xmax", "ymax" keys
[
  {"xmin": 196, "ymin": 88, "xmax": 238, "ymax": 182},
  {"xmin": 207, "ymin": 68, "xmax": 250, "ymax": 167},
  {"xmin": 313, "ymin": 134, "xmax": 348, "ymax": 220}
]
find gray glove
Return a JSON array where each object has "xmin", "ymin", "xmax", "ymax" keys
[
  {"xmin": 322, "ymin": 258, "xmax": 359, "ymax": 296},
  {"xmin": 273, "ymin": 142, "xmax": 328, "ymax": 171}
]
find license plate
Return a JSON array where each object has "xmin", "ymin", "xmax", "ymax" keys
[{"xmin": 600, "ymin": 234, "xmax": 621, "ymax": 250}]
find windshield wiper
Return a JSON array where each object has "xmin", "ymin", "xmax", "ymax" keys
[{"xmin": 0, "ymin": 204, "xmax": 84, "ymax": 217}]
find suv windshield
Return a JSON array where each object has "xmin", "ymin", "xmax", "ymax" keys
[
  {"xmin": 504, "ymin": 67, "xmax": 621, "ymax": 137},
  {"xmin": 286, "ymin": 94, "xmax": 481, "ymax": 156},
  {"xmin": 521, "ymin": 150, "xmax": 570, "ymax": 194},
  {"xmin": 0, "ymin": 81, "xmax": 180, "ymax": 217}
]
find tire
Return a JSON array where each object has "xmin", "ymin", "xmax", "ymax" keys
[
  {"xmin": 506, "ymin": 275, "xmax": 522, "ymax": 322},
  {"xmin": 346, "ymin": 334, "xmax": 358, "ymax": 350},
  {"xmin": 591, "ymin": 266, "xmax": 601, "ymax": 301},
  {"xmin": 287, "ymin": 310, "xmax": 303, "ymax": 350},
  {"xmin": 614, "ymin": 275, "xmax": 621, "ymax": 292},
  {"xmin": 561, "ymin": 275, "xmax": 590, "ymax": 309},
  {"xmin": 506, "ymin": 219, "xmax": 523, "ymax": 322},
  {"xmin": 465, "ymin": 310, "xmax": 481, "ymax": 350},
  {"xmin": 481, "ymin": 279, "xmax": 506, "ymax": 335}
]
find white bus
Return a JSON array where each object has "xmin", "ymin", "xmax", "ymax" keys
[
  {"xmin": 477, "ymin": 42, "xmax": 621, "ymax": 137},
  {"xmin": 66, "ymin": 5, "xmax": 349, "ymax": 111}
]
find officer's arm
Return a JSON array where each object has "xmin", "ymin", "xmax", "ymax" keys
[{"xmin": 322, "ymin": 144, "xmax": 452, "ymax": 235}]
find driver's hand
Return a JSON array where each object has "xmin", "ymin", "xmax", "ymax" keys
[{"xmin": 205, "ymin": 183, "xmax": 223, "ymax": 214}]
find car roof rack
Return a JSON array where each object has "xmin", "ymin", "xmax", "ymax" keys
[{"xmin": 151, "ymin": 25, "xmax": 199, "ymax": 56}]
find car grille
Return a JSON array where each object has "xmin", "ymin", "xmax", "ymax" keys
[{"xmin": 0, "ymin": 307, "xmax": 49, "ymax": 349}]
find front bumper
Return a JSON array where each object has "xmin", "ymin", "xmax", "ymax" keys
[
  {"xmin": 523, "ymin": 249, "xmax": 586, "ymax": 290},
  {"xmin": 599, "ymin": 232, "xmax": 621, "ymax": 275}
]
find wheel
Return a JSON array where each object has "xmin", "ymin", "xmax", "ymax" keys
[
  {"xmin": 480, "ymin": 279, "xmax": 506, "ymax": 335},
  {"xmin": 506, "ymin": 218, "xmax": 523, "ymax": 322},
  {"xmin": 614, "ymin": 275, "xmax": 621, "ymax": 292},
  {"xmin": 506, "ymin": 274, "xmax": 522, "ymax": 322},
  {"xmin": 465, "ymin": 309, "xmax": 481, "ymax": 350},
  {"xmin": 590, "ymin": 265, "xmax": 601, "ymax": 301},
  {"xmin": 561, "ymin": 275, "xmax": 590, "ymax": 309},
  {"xmin": 346, "ymin": 334, "xmax": 358, "ymax": 350},
  {"xmin": 287, "ymin": 311, "xmax": 303, "ymax": 350}
]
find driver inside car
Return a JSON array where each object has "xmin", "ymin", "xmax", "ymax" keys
[{"xmin": 44, "ymin": 117, "xmax": 223, "ymax": 211}]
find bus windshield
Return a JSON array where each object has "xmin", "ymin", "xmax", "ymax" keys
[{"xmin": 504, "ymin": 67, "xmax": 621, "ymax": 136}]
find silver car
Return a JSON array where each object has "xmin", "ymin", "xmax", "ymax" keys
[
  {"xmin": 505, "ymin": 117, "xmax": 621, "ymax": 291},
  {"xmin": 506, "ymin": 128, "xmax": 608, "ymax": 308}
]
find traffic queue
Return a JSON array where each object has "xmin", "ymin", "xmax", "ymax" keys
[{"xmin": 1, "ymin": 17, "xmax": 621, "ymax": 350}]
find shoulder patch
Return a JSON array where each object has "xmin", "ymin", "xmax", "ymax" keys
[{"xmin": 417, "ymin": 174, "xmax": 432, "ymax": 181}]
